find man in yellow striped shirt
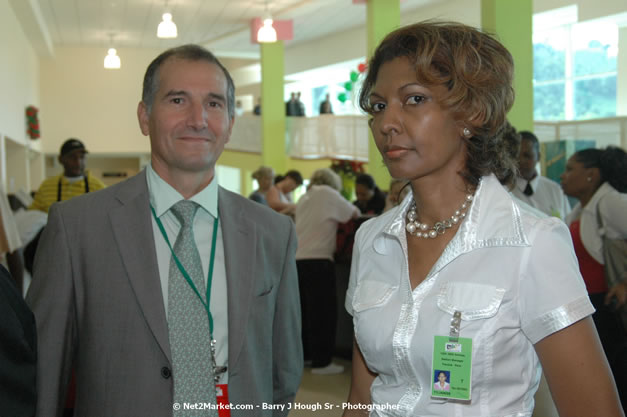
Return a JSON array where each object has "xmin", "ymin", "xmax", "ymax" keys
[{"xmin": 30, "ymin": 138, "xmax": 105, "ymax": 213}]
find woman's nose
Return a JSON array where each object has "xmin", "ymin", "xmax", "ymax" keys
[{"xmin": 378, "ymin": 104, "xmax": 402, "ymax": 136}]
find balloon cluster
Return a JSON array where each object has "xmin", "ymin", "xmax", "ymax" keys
[
  {"xmin": 337, "ymin": 61, "xmax": 368, "ymax": 103},
  {"xmin": 26, "ymin": 106, "xmax": 40, "ymax": 139}
]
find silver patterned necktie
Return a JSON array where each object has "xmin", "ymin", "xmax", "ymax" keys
[{"xmin": 168, "ymin": 200, "xmax": 218, "ymax": 416}]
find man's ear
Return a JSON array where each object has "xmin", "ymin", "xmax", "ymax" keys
[
  {"xmin": 225, "ymin": 116, "xmax": 234, "ymax": 144},
  {"xmin": 137, "ymin": 101, "xmax": 150, "ymax": 136},
  {"xmin": 58, "ymin": 155, "xmax": 64, "ymax": 165}
]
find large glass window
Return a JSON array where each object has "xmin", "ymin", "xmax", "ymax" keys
[
  {"xmin": 285, "ymin": 58, "xmax": 365, "ymax": 116},
  {"xmin": 533, "ymin": 7, "xmax": 618, "ymax": 121}
]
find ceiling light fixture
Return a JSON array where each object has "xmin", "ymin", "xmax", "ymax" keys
[
  {"xmin": 104, "ymin": 35, "xmax": 121, "ymax": 69},
  {"xmin": 257, "ymin": 1, "xmax": 277, "ymax": 43},
  {"xmin": 157, "ymin": 1, "xmax": 178, "ymax": 38}
]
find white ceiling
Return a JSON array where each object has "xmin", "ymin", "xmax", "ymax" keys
[{"xmin": 29, "ymin": 0, "xmax": 438, "ymax": 57}]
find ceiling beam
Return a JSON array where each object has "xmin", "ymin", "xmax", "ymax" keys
[{"xmin": 8, "ymin": 0, "xmax": 54, "ymax": 57}]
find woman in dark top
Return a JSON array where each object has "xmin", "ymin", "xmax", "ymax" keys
[{"xmin": 353, "ymin": 173, "xmax": 386, "ymax": 215}]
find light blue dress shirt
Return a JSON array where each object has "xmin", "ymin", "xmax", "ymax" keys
[{"xmin": 146, "ymin": 164, "xmax": 229, "ymax": 383}]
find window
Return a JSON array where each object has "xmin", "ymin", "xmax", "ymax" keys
[
  {"xmin": 285, "ymin": 58, "xmax": 365, "ymax": 116},
  {"xmin": 216, "ymin": 165, "xmax": 241, "ymax": 194},
  {"xmin": 533, "ymin": 7, "xmax": 618, "ymax": 121}
]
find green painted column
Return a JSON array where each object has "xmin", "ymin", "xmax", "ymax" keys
[
  {"xmin": 366, "ymin": 0, "xmax": 400, "ymax": 189},
  {"xmin": 481, "ymin": 0, "xmax": 533, "ymax": 131},
  {"xmin": 260, "ymin": 41, "xmax": 287, "ymax": 173}
]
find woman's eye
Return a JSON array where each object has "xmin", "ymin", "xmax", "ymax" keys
[
  {"xmin": 406, "ymin": 95, "xmax": 425, "ymax": 105},
  {"xmin": 371, "ymin": 102, "xmax": 385, "ymax": 113}
]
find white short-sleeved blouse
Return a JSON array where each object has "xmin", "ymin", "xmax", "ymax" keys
[{"xmin": 346, "ymin": 175, "xmax": 594, "ymax": 417}]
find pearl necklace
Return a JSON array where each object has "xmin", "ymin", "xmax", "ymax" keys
[{"xmin": 405, "ymin": 194, "xmax": 474, "ymax": 239}]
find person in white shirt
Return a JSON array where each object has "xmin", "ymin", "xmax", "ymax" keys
[
  {"xmin": 295, "ymin": 168, "xmax": 360, "ymax": 375},
  {"xmin": 343, "ymin": 21, "xmax": 622, "ymax": 417},
  {"xmin": 512, "ymin": 130, "xmax": 571, "ymax": 219}
]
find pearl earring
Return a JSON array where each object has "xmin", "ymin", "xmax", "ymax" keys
[{"xmin": 463, "ymin": 128, "xmax": 471, "ymax": 137}]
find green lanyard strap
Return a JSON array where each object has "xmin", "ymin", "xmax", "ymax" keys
[{"xmin": 150, "ymin": 204, "xmax": 219, "ymax": 335}]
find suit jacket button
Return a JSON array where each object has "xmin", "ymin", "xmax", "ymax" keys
[{"xmin": 161, "ymin": 366, "xmax": 171, "ymax": 379}]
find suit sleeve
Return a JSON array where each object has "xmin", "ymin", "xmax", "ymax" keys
[
  {"xmin": 272, "ymin": 216, "xmax": 303, "ymax": 415},
  {"xmin": 25, "ymin": 204, "xmax": 77, "ymax": 417}
]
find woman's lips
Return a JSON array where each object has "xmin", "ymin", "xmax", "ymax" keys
[{"xmin": 385, "ymin": 146, "xmax": 411, "ymax": 158}]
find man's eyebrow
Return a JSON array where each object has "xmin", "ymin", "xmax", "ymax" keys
[
  {"xmin": 164, "ymin": 90, "xmax": 188, "ymax": 98},
  {"xmin": 162, "ymin": 90, "xmax": 227, "ymax": 103},
  {"xmin": 207, "ymin": 92, "xmax": 226, "ymax": 103}
]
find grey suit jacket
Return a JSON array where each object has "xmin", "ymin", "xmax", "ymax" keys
[{"xmin": 26, "ymin": 170, "xmax": 303, "ymax": 417}]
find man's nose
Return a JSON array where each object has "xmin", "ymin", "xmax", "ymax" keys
[{"xmin": 188, "ymin": 102, "xmax": 208, "ymax": 129}]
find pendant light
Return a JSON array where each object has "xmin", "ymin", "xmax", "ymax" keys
[
  {"xmin": 157, "ymin": 1, "xmax": 178, "ymax": 38},
  {"xmin": 104, "ymin": 35, "xmax": 121, "ymax": 69},
  {"xmin": 257, "ymin": 1, "xmax": 277, "ymax": 43}
]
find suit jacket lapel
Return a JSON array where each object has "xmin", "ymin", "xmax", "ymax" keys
[
  {"xmin": 109, "ymin": 171, "xmax": 171, "ymax": 362},
  {"xmin": 219, "ymin": 187, "xmax": 256, "ymax": 368}
]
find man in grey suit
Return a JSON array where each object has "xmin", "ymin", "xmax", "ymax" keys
[{"xmin": 26, "ymin": 44, "xmax": 303, "ymax": 416}]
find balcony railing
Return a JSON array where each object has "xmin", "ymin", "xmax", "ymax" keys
[{"xmin": 228, "ymin": 115, "xmax": 370, "ymax": 161}]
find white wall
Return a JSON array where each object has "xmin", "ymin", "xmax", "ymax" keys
[
  {"xmin": 0, "ymin": 0, "xmax": 40, "ymax": 146},
  {"xmin": 618, "ymin": 26, "xmax": 627, "ymax": 116},
  {"xmin": 39, "ymin": 47, "xmax": 261, "ymax": 156},
  {"xmin": 0, "ymin": 0, "xmax": 44, "ymax": 191},
  {"xmin": 39, "ymin": 46, "xmax": 162, "ymax": 155}
]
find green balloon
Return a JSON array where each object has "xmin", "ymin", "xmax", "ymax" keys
[
  {"xmin": 344, "ymin": 81, "xmax": 353, "ymax": 91},
  {"xmin": 338, "ymin": 92, "xmax": 347, "ymax": 103},
  {"xmin": 350, "ymin": 71, "xmax": 359, "ymax": 82}
]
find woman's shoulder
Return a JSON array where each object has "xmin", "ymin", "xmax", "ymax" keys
[
  {"xmin": 509, "ymin": 194, "xmax": 571, "ymax": 244},
  {"xmin": 596, "ymin": 183, "xmax": 627, "ymax": 235},
  {"xmin": 597, "ymin": 183, "xmax": 627, "ymax": 209}
]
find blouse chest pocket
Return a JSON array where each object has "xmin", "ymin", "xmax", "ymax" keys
[
  {"xmin": 436, "ymin": 282, "xmax": 505, "ymax": 321},
  {"xmin": 352, "ymin": 280, "xmax": 397, "ymax": 314}
]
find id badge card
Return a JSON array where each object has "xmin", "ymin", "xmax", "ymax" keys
[
  {"xmin": 431, "ymin": 335, "xmax": 472, "ymax": 400},
  {"xmin": 216, "ymin": 384, "xmax": 231, "ymax": 417}
]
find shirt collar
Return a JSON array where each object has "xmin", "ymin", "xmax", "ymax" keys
[
  {"xmin": 146, "ymin": 163, "xmax": 219, "ymax": 219},
  {"xmin": 377, "ymin": 175, "xmax": 529, "ymax": 257},
  {"xmin": 515, "ymin": 174, "xmax": 539, "ymax": 192}
]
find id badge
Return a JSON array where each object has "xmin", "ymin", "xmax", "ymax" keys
[
  {"xmin": 216, "ymin": 384, "xmax": 231, "ymax": 417},
  {"xmin": 431, "ymin": 335, "xmax": 472, "ymax": 400}
]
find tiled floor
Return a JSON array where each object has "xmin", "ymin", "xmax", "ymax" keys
[{"xmin": 292, "ymin": 358, "xmax": 352, "ymax": 417}]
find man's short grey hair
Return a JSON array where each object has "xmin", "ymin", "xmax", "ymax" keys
[
  {"xmin": 310, "ymin": 168, "xmax": 342, "ymax": 191},
  {"xmin": 141, "ymin": 44, "xmax": 235, "ymax": 119}
]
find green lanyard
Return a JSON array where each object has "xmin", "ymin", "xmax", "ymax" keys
[{"xmin": 150, "ymin": 204, "xmax": 219, "ymax": 334}]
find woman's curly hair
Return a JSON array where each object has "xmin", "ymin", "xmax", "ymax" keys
[{"xmin": 359, "ymin": 20, "xmax": 517, "ymax": 187}]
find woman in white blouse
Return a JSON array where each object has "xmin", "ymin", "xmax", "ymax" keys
[
  {"xmin": 561, "ymin": 146, "xmax": 627, "ymax": 410},
  {"xmin": 343, "ymin": 21, "xmax": 623, "ymax": 416}
]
